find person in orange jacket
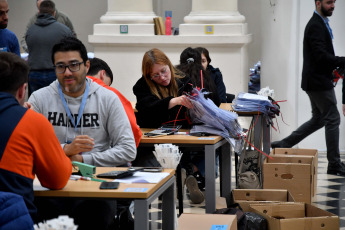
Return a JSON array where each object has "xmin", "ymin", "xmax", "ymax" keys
[
  {"xmin": 87, "ymin": 57, "xmax": 142, "ymax": 148},
  {"xmin": 0, "ymin": 52, "xmax": 72, "ymax": 223}
]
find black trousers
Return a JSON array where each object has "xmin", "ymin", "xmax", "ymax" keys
[{"xmin": 281, "ymin": 89, "xmax": 341, "ymax": 165}]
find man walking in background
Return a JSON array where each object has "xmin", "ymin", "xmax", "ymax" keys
[{"xmin": 272, "ymin": 0, "xmax": 345, "ymax": 176}]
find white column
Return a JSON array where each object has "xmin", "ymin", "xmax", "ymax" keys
[
  {"xmin": 93, "ymin": 0, "xmax": 156, "ymax": 35},
  {"xmin": 180, "ymin": 0, "xmax": 247, "ymax": 35},
  {"xmin": 184, "ymin": 0, "xmax": 245, "ymax": 24}
]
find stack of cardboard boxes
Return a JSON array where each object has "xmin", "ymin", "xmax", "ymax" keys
[
  {"xmin": 248, "ymin": 148, "xmax": 339, "ymax": 229},
  {"xmin": 178, "ymin": 148, "xmax": 339, "ymax": 230}
]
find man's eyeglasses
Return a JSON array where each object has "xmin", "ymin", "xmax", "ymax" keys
[
  {"xmin": 54, "ymin": 62, "xmax": 84, "ymax": 74},
  {"xmin": 151, "ymin": 66, "xmax": 168, "ymax": 79}
]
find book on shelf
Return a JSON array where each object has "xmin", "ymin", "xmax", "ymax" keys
[{"xmin": 153, "ymin": 17, "xmax": 165, "ymax": 35}]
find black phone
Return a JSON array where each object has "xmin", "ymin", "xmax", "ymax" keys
[{"xmin": 99, "ymin": 181, "xmax": 119, "ymax": 189}]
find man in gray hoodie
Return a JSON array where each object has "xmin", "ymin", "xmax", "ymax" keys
[
  {"xmin": 25, "ymin": 0, "xmax": 74, "ymax": 96},
  {"xmin": 28, "ymin": 36, "xmax": 136, "ymax": 229},
  {"xmin": 28, "ymin": 36, "xmax": 136, "ymax": 167}
]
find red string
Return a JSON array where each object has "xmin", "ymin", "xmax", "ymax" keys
[
  {"xmin": 161, "ymin": 105, "xmax": 185, "ymax": 131},
  {"xmin": 200, "ymin": 70, "xmax": 204, "ymax": 89},
  {"xmin": 245, "ymin": 106, "xmax": 261, "ymax": 134},
  {"xmin": 244, "ymin": 137, "xmax": 273, "ymax": 159}
]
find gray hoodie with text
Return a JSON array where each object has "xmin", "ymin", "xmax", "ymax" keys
[{"xmin": 28, "ymin": 78, "xmax": 136, "ymax": 166}]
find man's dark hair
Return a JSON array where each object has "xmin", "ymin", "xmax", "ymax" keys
[
  {"xmin": 88, "ymin": 57, "xmax": 114, "ymax": 84},
  {"xmin": 0, "ymin": 52, "xmax": 29, "ymax": 96},
  {"xmin": 51, "ymin": 36, "xmax": 88, "ymax": 64},
  {"xmin": 39, "ymin": 0, "xmax": 55, "ymax": 15}
]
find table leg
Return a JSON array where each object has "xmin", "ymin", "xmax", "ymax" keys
[
  {"xmin": 262, "ymin": 118, "xmax": 271, "ymax": 154},
  {"xmin": 205, "ymin": 144, "xmax": 216, "ymax": 213},
  {"xmin": 176, "ymin": 164, "xmax": 183, "ymax": 216},
  {"xmin": 162, "ymin": 181, "xmax": 176, "ymax": 230},
  {"xmin": 220, "ymin": 142, "xmax": 231, "ymax": 198},
  {"xmin": 134, "ymin": 199, "xmax": 149, "ymax": 230}
]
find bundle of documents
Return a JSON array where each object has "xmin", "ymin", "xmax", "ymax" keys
[
  {"xmin": 187, "ymin": 88, "xmax": 245, "ymax": 152},
  {"xmin": 153, "ymin": 144, "xmax": 183, "ymax": 169},
  {"xmin": 232, "ymin": 92, "xmax": 280, "ymax": 126}
]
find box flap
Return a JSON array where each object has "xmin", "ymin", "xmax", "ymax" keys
[{"xmin": 178, "ymin": 214, "xmax": 237, "ymax": 230}]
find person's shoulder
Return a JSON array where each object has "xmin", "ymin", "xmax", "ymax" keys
[
  {"xmin": 133, "ymin": 76, "xmax": 148, "ymax": 90},
  {"xmin": 90, "ymin": 80, "xmax": 120, "ymax": 100},
  {"xmin": 55, "ymin": 9, "xmax": 72, "ymax": 22},
  {"xmin": 208, "ymin": 65, "xmax": 221, "ymax": 73}
]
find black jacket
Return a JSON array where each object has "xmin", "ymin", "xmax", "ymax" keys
[
  {"xmin": 301, "ymin": 12, "xmax": 345, "ymax": 92},
  {"xmin": 133, "ymin": 76, "xmax": 192, "ymax": 128},
  {"xmin": 208, "ymin": 65, "xmax": 227, "ymax": 103}
]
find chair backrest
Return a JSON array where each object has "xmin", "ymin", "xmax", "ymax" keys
[{"xmin": 226, "ymin": 93, "xmax": 235, "ymax": 103}]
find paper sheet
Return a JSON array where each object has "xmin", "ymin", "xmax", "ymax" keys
[{"xmin": 114, "ymin": 172, "xmax": 170, "ymax": 184}]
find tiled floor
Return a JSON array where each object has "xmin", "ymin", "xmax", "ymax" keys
[{"xmin": 147, "ymin": 151, "xmax": 345, "ymax": 230}]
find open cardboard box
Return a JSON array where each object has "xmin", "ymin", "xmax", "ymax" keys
[
  {"xmin": 250, "ymin": 203, "xmax": 339, "ymax": 230},
  {"xmin": 232, "ymin": 189, "xmax": 295, "ymax": 212},
  {"xmin": 178, "ymin": 213, "xmax": 237, "ymax": 230},
  {"xmin": 271, "ymin": 148, "xmax": 318, "ymax": 196},
  {"xmin": 263, "ymin": 148, "xmax": 318, "ymax": 203}
]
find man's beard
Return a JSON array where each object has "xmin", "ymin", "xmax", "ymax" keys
[
  {"xmin": 0, "ymin": 23, "xmax": 7, "ymax": 29},
  {"xmin": 321, "ymin": 5, "xmax": 334, "ymax": 17}
]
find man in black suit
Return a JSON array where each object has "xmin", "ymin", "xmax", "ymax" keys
[{"xmin": 272, "ymin": 0, "xmax": 345, "ymax": 175}]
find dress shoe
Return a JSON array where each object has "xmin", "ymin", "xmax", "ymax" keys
[
  {"xmin": 271, "ymin": 140, "xmax": 291, "ymax": 149},
  {"xmin": 327, "ymin": 162, "xmax": 345, "ymax": 176},
  {"xmin": 185, "ymin": 175, "xmax": 204, "ymax": 204}
]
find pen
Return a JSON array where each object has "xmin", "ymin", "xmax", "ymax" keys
[{"xmin": 70, "ymin": 175, "xmax": 92, "ymax": 181}]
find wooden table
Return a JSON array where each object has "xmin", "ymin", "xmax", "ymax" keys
[
  {"xmin": 140, "ymin": 129, "xmax": 231, "ymax": 214},
  {"xmin": 34, "ymin": 168, "xmax": 176, "ymax": 230}
]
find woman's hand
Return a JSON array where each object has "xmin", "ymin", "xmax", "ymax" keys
[{"xmin": 169, "ymin": 95, "xmax": 193, "ymax": 109}]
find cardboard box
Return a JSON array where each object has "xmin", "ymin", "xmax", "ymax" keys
[
  {"xmin": 271, "ymin": 148, "xmax": 318, "ymax": 196},
  {"xmin": 232, "ymin": 189, "xmax": 295, "ymax": 212},
  {"xmin": 178, "ymin": 214, "xmax": 237, "ymax": 230},
  {"xmin": 250, "ymin": 203, "xmax": 339, "ymax": 230},
  {"xmin": 263, "ymin": 148, "xmax": 318, "ymax": 203}
]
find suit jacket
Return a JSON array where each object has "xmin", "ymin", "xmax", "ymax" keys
[{"xmin": 301, "ymin": 12, "xmax": 345, "ymax": 91}]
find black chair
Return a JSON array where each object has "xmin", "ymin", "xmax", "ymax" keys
[{"xmin": 226, "ymin": 93, "xmax": 235, "ymax": 103}]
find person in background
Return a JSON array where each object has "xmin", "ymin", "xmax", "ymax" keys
[
  {"xmin": 0, "ymin": 0, "xmax": 20, "ymax": 56},
  {"xmin": 28, "ymin": 37, "xmax": 136, "ymax": 229},
  {"xmin": 0, "ymin": 52, "xmax": 71, "ymax": 223},
  {"xmin": 87, "ymin": 57, "xmax": 142, "ymax": 148},
  {"xmin": 26, "ymin": 0, "xmax": 74, "ymax": 97},
  {"xmin": 175, "ymin": 47, "xmax": 221, "ymax": 202},
  {"xmin": 132, "ymin": 48, "xmax": 206, "ymax": 204},
  {"xmin": 21, "ymin": 0, "xmax": 75, "ymax": 52},
  {"xmin": 133, "ymin": 48, "xmax": 193, "ymax": 129},
  {"xmin": 271, "ymin": 0, "xmax": 345, "ymax": 176},
  {"xmin": 195, "ymin": 47, "xmax": 227, "ymax": 103},
  {"xmin": 176, "ymin": 47, "xmax": 221, "ymax": 107}
]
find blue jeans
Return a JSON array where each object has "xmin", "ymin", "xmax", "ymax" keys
[{"xmin": 28, "ymin": 70, "xmax": 56, "ymax": 97}]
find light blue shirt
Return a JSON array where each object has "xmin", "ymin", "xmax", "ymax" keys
[{"xmin": 314, "ymin": 10, "xmax": 333, "ymax": 40}]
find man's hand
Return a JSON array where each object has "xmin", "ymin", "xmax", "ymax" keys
[
  {"xmin": 69, "ymin": 154, "xmax": 83, "ymax": 163},
  {"xmin": 343, "ymin": 104, "xmax": 345, "ymax": 116},
  {"xmin": 23, "ymin": 101, "xmax": 32, "ymax": 109},
  {"xmin": 63, "ymin": 135, "xmax": 94, "ymax": 156}
]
